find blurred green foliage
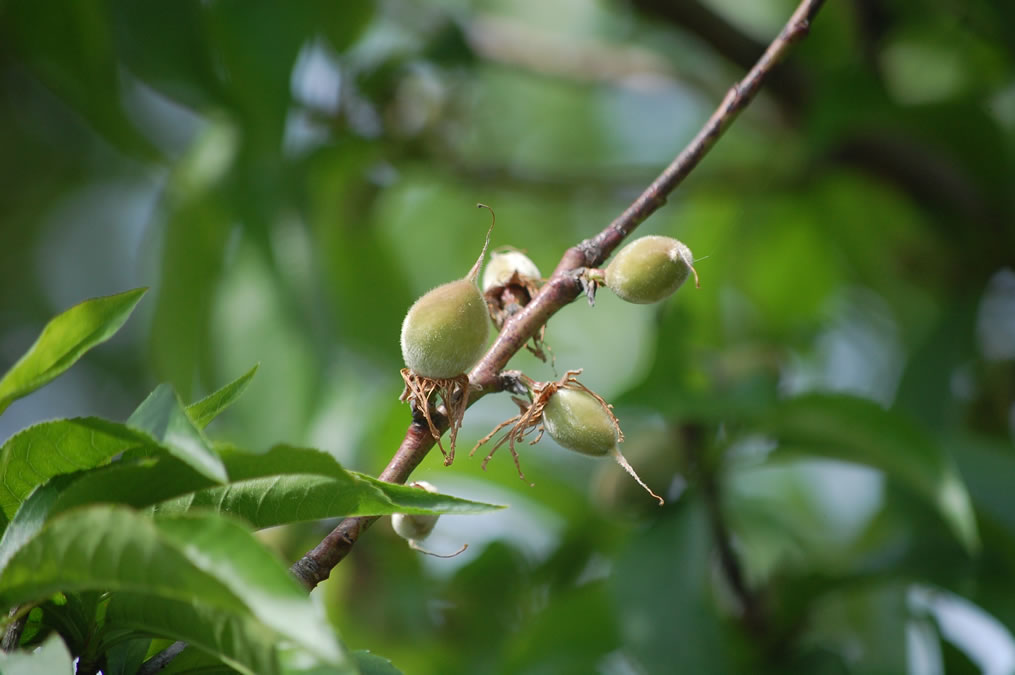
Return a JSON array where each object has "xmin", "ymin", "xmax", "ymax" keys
[{"xmin": 1, "ymin": 0, "xmax": 1014, "ymax": 673}]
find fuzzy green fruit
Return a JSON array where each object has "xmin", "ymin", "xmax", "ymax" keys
[
  {"xmin": 542, "ymin": 388, "xmax": 617, "ymax": 456},
  {"xmin": 400, "ymin": 278, "xmax": 489, "ymax": 379},
  {"xmin": 400, "ymin": 206, "xmax": 497, "ymax": 379},
  {"xmin": 605, "ymin": 235, "xmax": 695, "ymax": 304}
]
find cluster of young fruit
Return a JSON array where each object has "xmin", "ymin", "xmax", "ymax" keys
[{"xmin": 393, "ymin": 207, "xmax": 698, "ymax": 548}]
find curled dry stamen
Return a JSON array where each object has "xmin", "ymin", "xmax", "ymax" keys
[
  {"xmin": 471, "ymin": 370, "xmax": 615, "ymax": 482},
  {"xmin": 400, "ymin": 369, "xmax": 471, "ymax": 465},
  {"xmin": 472, "ymin": 369, "xmax": 663, "ymax": 505}
]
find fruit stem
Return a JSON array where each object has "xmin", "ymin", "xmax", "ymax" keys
[
  {"xmin": 468, "ymin": 203, "xmax": 496, "ymax": 283},
  {"xmin": 609, "ymin": 446, "xmax": 665, "ymax": 506},
  {"xmin": 409, "ymin": 540, "xmax": 469, "ymax": 558}
]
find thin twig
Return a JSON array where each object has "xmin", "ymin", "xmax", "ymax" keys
[
  {"xmin": 288, "ymin": 0, "xmax": 826, "ymax": 591},
  {"xmin": 681, "ymin": 423, "xmax": 767, "ymax": 637},
  {"xmin": 137, "ymin": 641, "xmax": 187, "ymax": 675}
]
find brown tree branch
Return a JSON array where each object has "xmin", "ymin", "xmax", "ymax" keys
[{"xmin": 289, "ymin": 0, "xmax": 827, "ymax": 592}]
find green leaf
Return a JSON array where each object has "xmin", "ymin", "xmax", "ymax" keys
[
  {"xmin": 127, "ymin": 384, "xmax": 228, "ymax": 482},
  {"xmin": 0, "ymin": 417, "xmax": 149, "ymax": 519},
  {"xmin": 0, "ymin": 384, "xmax": 237, "ymax": 521},
  {"xmin": 51, "ymin": 456, "xmax": 215, "ymax": 516},
  {"xmin": 154, "ymin": 444, "xmax": 504, "ymax": 528},
  {"xmin": 0, "ymin": 505, "xmax": 348, "ymax": 669},
  {"xmin": 0, "ymin": 478, "xmax": 68, "ymax": 573},
  {"xmin": 0, "ymin": 506, "xmax": 247, "ymax": 614},
  {"xmin": 104, "ymin": 636, "xmax": 152, "ymax": 675},
  {"xmin": 764, "ymin": 393, "xmax": 979, "ymax": 553},
  {"xmin": 0, "ymin": 633, "xmax": 74, "ymax": 675},
  {"xmin": 0, "ymin": 288, "xmax": 147, "ymax": 415},
  {"xmin": 153, "ymin": 513, "xmax": 348, "ymax": 667},
  {"xmin": 351, "ymin": 651, "xmax": 403, "ymax": 675},
  {"xmin": 107, "ymin": 594, "xmax": 280, "ymax": 675},
  {"xmin": 186, "ymin": 364, "xmax": 260, "ymax": 429},
  {"xmin": 3, "ymin": 444, "xmax": 500, "ymax": 556}
]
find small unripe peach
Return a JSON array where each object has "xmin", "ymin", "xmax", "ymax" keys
[
  {"xmin": 540, "ymin": 382, "xmax": 664, "ymax": 505},
  {"xmin": 400, "ymin": 279, "xmax": 489, "ymax": 378},
  {"xmin": 482, "ymin": 250, "xmax": 541, "ymax": 293},
  {"xmin": 605, "ymin": 235, "xmax": 696, "ymax": 304},
  {"xmin": 542, "ymin": 388, "xmax": 617, "ymax": 456},
  {"xmin": 392, "ymin": 480, "xmax": 439, "ymax": 542},
  {"xmin": 400, "ymin": 207, "xmax": 496, "ymax": 379}
]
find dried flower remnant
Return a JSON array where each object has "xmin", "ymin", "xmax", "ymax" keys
[{"xmin": 472, "ymin": 369, "xmax": 664, "ymax": 504}]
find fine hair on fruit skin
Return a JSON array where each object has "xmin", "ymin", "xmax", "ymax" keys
[
  {"xmin": 398, "ymin": 205, "xmax": 497, "ymax": 465},
  {"xmin": 604, "ymin": 235, "xmax": 699, "ymax": 304},
  {"xmin": 540, "ymin": 387, "xmax": 617, "ymax": 456}
]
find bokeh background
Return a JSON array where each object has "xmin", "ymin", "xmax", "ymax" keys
[{"xmin": 2, "ymin": 0, "xmax": 1015, "ymax": 673}]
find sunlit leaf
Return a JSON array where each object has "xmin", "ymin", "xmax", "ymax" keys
[
  {"xmin": 0, "ymin": 506, "xmax": 350, "ymax": 668},
  {"xmin": 107, "ymin": 594, "xmax": 280, "ymax": 675},
  {"xmin": 0, "ymin": 506, "xmax": 246, "ymax": 613},
  {"xmin": 154, "ymin": 512, "xmax": 348, "ymax": 667},
  {"xmin": 0, "ymin": 418, "xmax": 148, "ymax": 519},
  {"xmin": 0, "ymin": 288, "xmax": 146, "ymax": 415},
  {"xmin": 0, "ymin": 445, "xmax": 500, "ymax": 565},
  {"xmin": 0, "ymin": 478, "xmax": 68, "ymax": 573},
  {"xmin": 186, "ymin": 364, "xmax": 259, "ymax": 429},
  {"xmin": 51, "ymin": 456, "xmax": 214, "ymax": 516},
  {"xmin": 154, "ymin": 444, "xmax": 504, "ymax": 528},
  {"xmin": 127, "ymin": 384, "xmax": 228, "ymax": 482}
]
